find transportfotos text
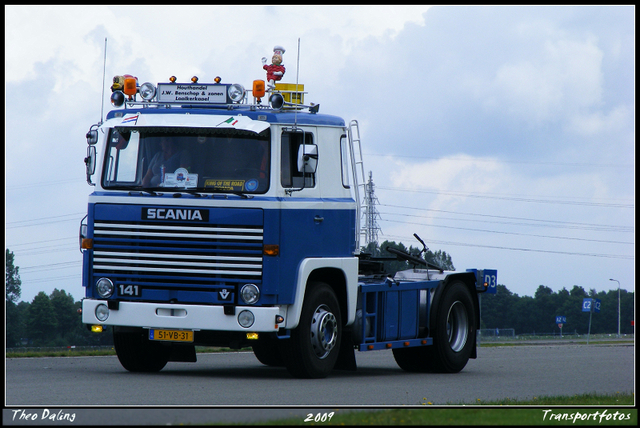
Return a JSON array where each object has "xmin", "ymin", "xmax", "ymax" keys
[{"xmin": 542, "ymin": 409, "xmax": 632, "ymax": 423}]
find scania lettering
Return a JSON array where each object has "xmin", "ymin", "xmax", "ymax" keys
[
  {"xmin": 80, "ymin": 59, "xmax": 497, "ymax": 378},
  {"xmin": 143, "ymin": 208, "xmax": 205, "ymax": 221}
]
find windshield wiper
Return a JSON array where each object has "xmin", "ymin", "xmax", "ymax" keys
[
  {"xmin": 226, "ymin": 191, "xmax": 252, "ymax": 199},
  {"xmin": 195, "ymin": 188, "xmax": 253, "ymax": 199},
  {"xmin": 172, "ymin": 190, "xmax": 206, "ymax": 198},
  {"xmin": 129, "ymin": 189, "xmax": 161, "ymax": 196}
]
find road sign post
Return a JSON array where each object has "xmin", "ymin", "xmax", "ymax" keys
[
  {"xmin": 582, "ymin": 298, "xmax": 601, "ymax": 344},
  {"xmin": 555, "ymin": 316, "xmax": 566, "ymax": 338}
]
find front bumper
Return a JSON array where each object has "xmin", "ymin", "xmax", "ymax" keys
[{"xmin": 82, "ymin": 299, "xmax": 284, "ymax": 332}]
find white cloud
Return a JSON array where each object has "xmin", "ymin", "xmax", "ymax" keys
[
  {"xmin": 565, "ymin": 105, "xmax": 631, "ymax": 136},
  {"xmin": 483, "ymin": 36, "xmax": 604, "ymax": 125},
  {"xmin": 389, "ymin": 155, "xmax": 504, "ymax": 211}
]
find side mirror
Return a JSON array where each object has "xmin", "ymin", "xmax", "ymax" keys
[
  {"xmin": 297, "ymin": 144, "xmax": 318, "ymax": 173},
  {"xmin": 86, "ymin": 129, "xmax": 98, "ymax": 145},
  {"xmin": 85, "ymin": 145, "xmax": 96, "ymax": 185}
]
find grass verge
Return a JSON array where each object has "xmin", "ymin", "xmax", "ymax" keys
[{"xmin": 231, "ymin": 393, "xmax": 635, "ymax": 426}]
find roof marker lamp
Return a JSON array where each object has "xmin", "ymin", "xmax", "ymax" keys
[
  {"xmin": 139, "ymin": 82, "xmax": 156, "ymax": 101},
  {"xmin": 169, "ymin": 76, "xmax": 177, "ymax": 83},
  {"xmin": 228, "ymin": 84, "xmax": 245, "ymax": 103},
  {"xmin": 191, "ymin": 76, "xmax": 199, "ymax": 83}
]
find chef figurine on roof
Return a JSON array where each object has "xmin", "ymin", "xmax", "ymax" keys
[{"xmin": 262, "ymin": 45, "xmax": 286, "ymax": 89}]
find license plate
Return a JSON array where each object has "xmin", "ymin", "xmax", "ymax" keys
[{"xmin": 149, "ymin": 329, "xmax": 194, "ymax": 342}]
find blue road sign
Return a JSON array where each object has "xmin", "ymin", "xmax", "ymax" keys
[
  {"xmin": 555, "ymin": 316, "xmax": 567, "ymax": 323},
  {"xmin": 582, "ymin": 298, "xmax": 601, "ymax": 313}
]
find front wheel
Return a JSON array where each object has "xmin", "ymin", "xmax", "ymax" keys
[
  {"xmin": 252, "ymin": 334, "xmax": 284, "ymax": 367},
  {"xmin": 113, "ymin": 328, "xmax": 171, "ymax": 372},
  {"xmin": 393, "ymin": 280, "xmax": 476, "ymax": 373},
  {"xmin": 282, "ymin": 282, "xmax": 342, "ymax": 378}
]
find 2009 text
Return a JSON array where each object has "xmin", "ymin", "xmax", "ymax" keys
[{"xmin": 304, "ymin": 412, "xmax": 335, "ymax": 423}]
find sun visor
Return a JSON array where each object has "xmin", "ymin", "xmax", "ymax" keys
[{"xmin": 115, "ymin": 113, "xmax": 270, "ymax": 135}]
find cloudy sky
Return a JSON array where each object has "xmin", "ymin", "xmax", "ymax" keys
[{"xmin": 5, "ymin": 5, "xmax": 634, "ymax": 306}]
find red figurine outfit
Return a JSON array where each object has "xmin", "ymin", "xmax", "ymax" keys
[{"xmin": 263, "ymin": 64, "xmax": 285, "ymax": 83}]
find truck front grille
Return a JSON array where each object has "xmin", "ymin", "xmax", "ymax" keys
[{"xmin": 91, "ymin": 220, "xmax": 263, "ymax": 303}]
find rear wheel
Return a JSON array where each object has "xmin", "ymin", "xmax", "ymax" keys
[
  {"xmin": 393, "ymin": 280, "xmax": 476, "ymax": 373},
  {"xmin": 282, "ymin": 282, "xmax": 342, "ymax": 378},
  {"xmin": 113, "ymin": 328, "xmax": 171, "ymax": 372}
]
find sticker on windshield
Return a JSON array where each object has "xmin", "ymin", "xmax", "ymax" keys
[
  {"xmin": 204, "ymin": 179, "xmax": 245, "ymax": 192},
  {"xmin": 163, "ymin": 168, "xmax": 198, "ymax": 188},
  {"xmin": 244, "ymin": 179, "xmax": 259, "ymax": 192}
]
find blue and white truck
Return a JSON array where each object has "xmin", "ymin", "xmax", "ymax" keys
[{"xmin": 80, "ymin": 67, "xmax": 496, "ymax": 378}]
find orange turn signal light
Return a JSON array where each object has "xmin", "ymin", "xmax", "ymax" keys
[{"xmin": 263, "ymin": 244, "xmax": 279, "ymax": 256}]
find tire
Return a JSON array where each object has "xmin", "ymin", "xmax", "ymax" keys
[
  {"xmin": 282, "ymin": 282, "xmax": 342, "ymax": 378},
  {"xmin": 252, "ymin": 334, "xmax": 284, "ymax": 367},
  {"xmin": 393, "ymin": 280, "xmax": 476, "ymax": 373},
  {"xmin": 113, "ymin": 328, "xmax": 171, "ymax": 372}
]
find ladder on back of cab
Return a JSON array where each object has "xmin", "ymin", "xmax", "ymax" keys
[{"xmin": 348, "ymin": 120, "xmax": 366, "ymax": 252}]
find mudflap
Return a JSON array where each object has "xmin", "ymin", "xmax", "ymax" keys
[
  {"xmin": 470, "ymin": 334, "xmax": 478, "ymax": 359},
  {"xmin": 169, "ymin": 344, "xmax": 197, "ymax": 362},
  {"xmin": 334, "ymin": 328, "xmax": 357, "ymax": 371}
]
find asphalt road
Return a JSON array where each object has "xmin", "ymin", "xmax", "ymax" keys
[{"xmin": 4, "ymin": 343, "xmax": 634, "ymax": 425}]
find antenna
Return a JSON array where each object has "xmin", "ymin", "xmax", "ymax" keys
[
  {"xmin": 100, "ymin": 37, "xmax": 107, "ymax": 125},
  {"xmin": 293, "ymin": 37, "xmax": 301, "ymax": 129}
]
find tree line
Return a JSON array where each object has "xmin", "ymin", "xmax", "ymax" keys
[
  {"xmin": 480, "ymin": 283, "xmax": 634, "ymax": 335},
  {"xmin": 6, "ymin": 249, "xmax": 114, "ymax": 348},
  {"xmin": 5, "ymin": 244, "xmax": 633, "ymax": 348}
]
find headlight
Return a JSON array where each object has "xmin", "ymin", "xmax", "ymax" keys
[
  {"xmin": 96, "ymin": 278, "xmax": 114, "ymax": 298},
  {"xmin": 240, "ymin": 284, "xmax": 260, "ymax": 304},
  {"xmin": 139, "ymin": 82, "xmax": 156, "ymax": 101},
  {"xmin": 228, "ymin": 84, "xmax": 245, "ymax": 103},
  {"xmin": 95, "ymin": 304, "xmax": 109, "ymax": 322},
  {"xmin": 238, "ymin": 310, "xmax": 255, "ymax": 328}
]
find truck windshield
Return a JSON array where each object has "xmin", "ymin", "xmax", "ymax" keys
[{"xmin": 102, "ymin": 128, "xmax": 270, "ymax": 194}]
